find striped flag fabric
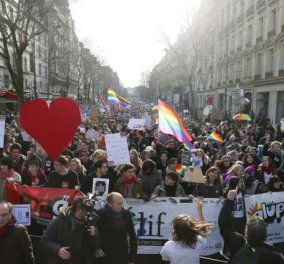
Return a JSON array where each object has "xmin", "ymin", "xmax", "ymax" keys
[{"xmin": 158, "ymin": 99, "xmax": 193, "ymax": 146}]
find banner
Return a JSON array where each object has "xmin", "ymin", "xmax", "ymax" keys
[
  {"xmin": 124, "ymin": 197, "xmax": 224, "ymax": 255},
  {"xmin": 105, "ymin": 133, "xmax": 130, "ymax": 166},
  {"xmin": 245, "ymin": 192, "xmax": 284, "ymax": 244},
  {"xmin": 7, "ymin": 184, "xmax": 81, "ymax": 226}
]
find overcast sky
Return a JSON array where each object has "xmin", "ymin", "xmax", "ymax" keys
[{"xmin": 69, "ymin": 0, "xmax": 201, "ymax": 88}]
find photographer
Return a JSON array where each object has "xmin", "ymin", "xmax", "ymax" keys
[{"xmin": 39, "ymin": 197, "xmax": 100, "ymax": 264}]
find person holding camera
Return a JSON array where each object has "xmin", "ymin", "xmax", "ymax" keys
[{"xmin": 40, "ymin": 197, "xmax": 100, "ymax": 264}]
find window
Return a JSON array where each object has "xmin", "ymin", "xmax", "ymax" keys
[
  {"xmin": 238, "ymin": 31, "xmax": 243, "ymax": 49},
  {"xmin": 256, "ymin": 53, "xmax": 262, "ymax": 75},
  {"xmin": 30, "ymin": 53, "xmax": 34, "ymax": 72},
  {"xmin": 257, "ymin": 17, "xmax": 264, "ymax": 38},
  {"xmin": 247, "ymin": 24, "xmax": 252, "ymax": 43},
  {"xmin": 269, "ymin": 9, "xmax": 276, "ymax": 33},
  {"xmin": 24, "ymin": 57, "xmax": 27, "ymax": 72},
  {"xmin": 246, "ymin": 57, "xmax": 252, "ymax": 76},
  {"xmin": 267, "ymin": 48, "xmax": 274, "ymax": 73},
  {"xmin": 4, "ymin": 74, "xmax": 9, "ymax": 89},
  {"xmin": 231, "ymin": 35, "xmax": 235, "ymax": 53},
  {"xmin": 39, "ymin": 63, "xmax": 42, "ymax": 76},
  {"xmin": 280, "ymin": 44, "xmax": 284, "ymax": 70},
  {"xmin": 45, "ymin": 65, "xmax": 48, "ymax": 78}
]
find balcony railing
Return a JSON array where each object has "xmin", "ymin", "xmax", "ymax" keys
[
  {"xmin": 246, "ymin": 6, "xmax": 254, "ymax": 17},
  {"xmin": 256, "ymin": 0, "xmax": 266, "ymax": 11}
]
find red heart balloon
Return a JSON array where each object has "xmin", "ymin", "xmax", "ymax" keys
[{"xmin": 20, "ymin": 98, "xmax": 81, "ymax": 160}]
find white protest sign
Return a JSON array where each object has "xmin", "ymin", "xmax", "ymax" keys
[
  {"xmin": 142, "ymin": 113, "xmax": 152, "ymax": 130},
  {"xmin": 0, "ymin": 115, "xmax": 5, "ymax": 148},
  {"xmin": 245, "ymin": 192, "xmax": 284, "ymax": 244},
  {"xmin": 21, "ymin": 130, "xmax": 32, "ymax": 142},
  {"xmin": 127, "ymin": 118, "xmax": 146, "ymax": 130},
  {"xmin": 92, "ymin": 178, "xmax": 109, "ymax": 199},
  {"xmin": 12, "ymin": 204, "xmax": 31, "ymax": 226},
  {"xmin": 183, "ymin": 167, "xmax": 206, "ymax": 183},
  {"xmin": 203, "ymin": 107, "xmax": 210, "ymax": 116},
  {"xmin": 105, "ymin": 133, "xmax": 130, "ymax": 166},
  {"xmin": 124, "ymin": 197, "xmax": 223, "ymax": 255}
]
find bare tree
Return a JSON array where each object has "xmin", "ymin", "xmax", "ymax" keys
[
  {"xmin": 158, "ymin": 7, "xmax": 202, "ymax": 115},
  {"xmin": 0, "ymin": 0, "xmax": 49, "ymax": 104}
]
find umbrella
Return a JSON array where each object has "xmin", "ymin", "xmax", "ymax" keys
[{"xmin": 233, "ymin": 113, "xmax": 251, "ymax": 121}]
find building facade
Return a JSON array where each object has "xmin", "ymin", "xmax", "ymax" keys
[{"xmin": 150, "ymin": 0, "xmax": 284, "ymax": 122}]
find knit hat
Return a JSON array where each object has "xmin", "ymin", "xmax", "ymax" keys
[
  {"xmin": 221, "ymin": 155, "xmax": 232, "ymax": 161},
  {"xmin": 244, "ymin": 166, "xmax": 255, "ymax": 176}
]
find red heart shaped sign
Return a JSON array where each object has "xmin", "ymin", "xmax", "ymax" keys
[{"xmin": 20, "ymin": 98, "xmax": 81, "ymax": 160}]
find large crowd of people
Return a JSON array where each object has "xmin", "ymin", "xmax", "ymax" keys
[{"xmin": 0, "ymin": 109, "xmax": 284, "ymax": 263}]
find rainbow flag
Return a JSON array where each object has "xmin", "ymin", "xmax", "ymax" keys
[
  {"xmin": 158, "ymin": 99, "xmax": 193, "ymax": 146},
  {"xmin": 183, "ymin": 142, "xmax": 195, "ymax": 151},
  {"xmin": 208, "ymin": 131, "xmax": 224, "ymax": 143},
  {"xmin": 175, "ymin": 164, "xmax": 187, "ymax": 176},
  {"xmin": 107, "ymin": 87, "xmax": 131, "ymax": 106}
]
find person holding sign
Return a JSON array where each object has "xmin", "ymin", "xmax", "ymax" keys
[
  {"xmin": 160, "ymin": 198, "xmax": 211, "ymax": 264},
  {"xmin": 0, "ymin": 201, "xmax": 35, "ymax": 264}
]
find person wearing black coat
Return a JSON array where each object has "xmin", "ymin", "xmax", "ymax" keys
[
  {"xmin": 40, "ymin": 198, "xmax": 100, "ymax": 264},
  {"xmin": 0, "ymin": 201, "xmax": 35, "ymax": 264},
  {"xmin": 231, "ymin": 217, "xmax": 283, "ymax": 264},
  {"xmin": 97, "ymin": 192, "xmax": 137, "ymax": 264}
]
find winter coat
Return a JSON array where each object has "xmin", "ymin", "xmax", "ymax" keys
[
  {"xmin": 152, "ymin": 182, "xmax": 185, "ymax": 197},
  {"xmin": 98, "ymin": 205, "xmax": 137, "ymax": 264},
  {"xmin": 139, "ymin": 169, "xmax": 163, "ymax": 198},
  {"xmin": 195, "ymin": 182, "xmax": 224, "ymax": 198},
  {"xmin": 231, "ymin": 243, "xmax": 284, "ymax": 264},
  {"xmin": 114, "ymin": 178, "xmax": 143, "ymax": 199},
  {"xmin": 0, "ymin": 224, "xmax": 35, "ymax": 264},
  {"xmin": 40, "ymin": 207, "xmax": 100, "ymax": 264}
]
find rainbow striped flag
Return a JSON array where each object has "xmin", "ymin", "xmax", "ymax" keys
[
  {"xmin": 158, "ymin": 99, "xmax": 193, "ymax": 146},
  {"xmin": 208, "ymin": 131, "xmax": 224, "ymax": 143},
  {"xmin": 175, "ymin": 164, "xmax": 187, "ymax": 176},
  {"xmin": 107, "ymin": 87, "xmax": 131, "ymax": 106}
]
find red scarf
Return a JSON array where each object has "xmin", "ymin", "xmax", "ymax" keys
[
  {"xmin": 26, "ymin": 168, "xmax": 43, "ymax": 183},
  {"xmin": 259, "ymin": 165, "xmax": 274, "ymax": 183},
  {"xmin": 0, "ymin": 169, "xmax": 14, "ymax": 180},
  {"xmin": 0, "ymin": 218, "xmax": 13, "ymax": 237},
  {"xmin": 122, "ymin": 176, "xmax": 137, "ymax": 186}
]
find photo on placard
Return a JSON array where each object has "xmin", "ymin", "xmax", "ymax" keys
[{"xmin": 92, "ymin": 178, "xmax": 109, "ymax": 198}]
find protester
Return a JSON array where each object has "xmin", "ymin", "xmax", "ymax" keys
[
  {"xmin": 139, "ymin": 159, "xmax": 162, "ymax": 199},
  {"xmin": 97, "ymin": 192, "xmax": 137, "ymax": 264},
  {"xmin": 0, "ymin": 157, "xmax": 21, "ymax": 200},
  {"xmin": 160, "ymin": 198, "xmax": 211, "ymax": 264},
  {"xmin": 152, "ymin": 171, "xmax": 185, "ymax": 198},
  {"xmin": 231, "ymin": 217, "xmax": 284, "ymax": 263},
  {"xmin": 81, "ymin": 159, "xmax": 109, "ymax": 194},
  {"xmin": 114, "ymin": 164, "xmax": 143, "ymax": 198},
  {"xmin": 21, "ymin": 159, "xmax": 47, "ymax": 187},
  {"xmin": 194, "ymin": 166, "xmax": 224, "ymax": 198},
  {"xmin": 10, "ymin": 143, "xmax": 26, "ymax": 174},
  {"xmin": 0, "ymin": 201, "xmax": 35, "ymax": 264},
  {"xmin": 45, "ymin": 156, "xmax": 79, "ymax": 189},
  {"xmin": 40, "ymin": 197, "xmax": 100, "ymax": 264},
  {"xmin": 257, "ymin": 156, "xmax": 275, "ymax": 184},
  {"xmin": 129, "ymin": 148, "xmax": 142, "ymax": 175},
  {"xmin": 68, "ymin": 158, "xmax": 87, "ymax": 188}
]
